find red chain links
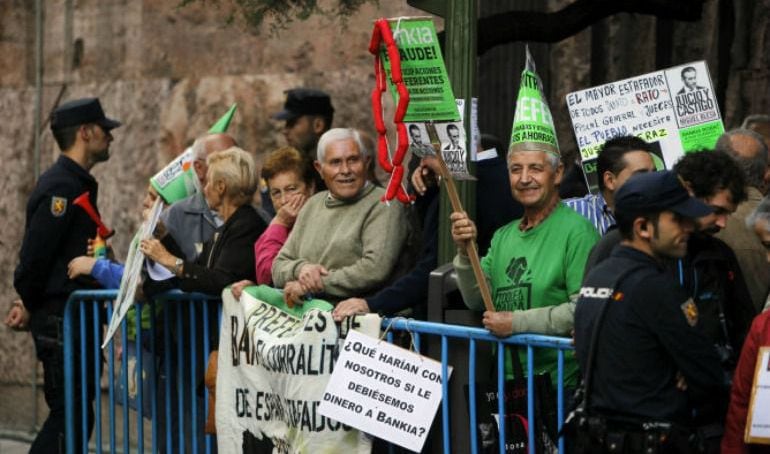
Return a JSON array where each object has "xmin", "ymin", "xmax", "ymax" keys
[{"xmin": 368, "ymin": 18, "xmax": 414, "ymax": 205}]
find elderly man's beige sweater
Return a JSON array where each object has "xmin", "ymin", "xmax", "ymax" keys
[{"xmin": 272, "ymin": 184, "xmax": 407, "ymax": 300}]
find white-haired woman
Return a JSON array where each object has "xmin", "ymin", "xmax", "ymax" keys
[{"xmin": 141, "ymin": 146, "xmax": 267, "ymax": 294}]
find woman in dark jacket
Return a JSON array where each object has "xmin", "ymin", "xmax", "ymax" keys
[{"xmin": 141, "ymin": 146, "xmax": 267, "ymax": 294}]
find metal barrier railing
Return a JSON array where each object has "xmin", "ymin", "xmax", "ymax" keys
[
  {"xmin": 63, "ymin": 290, "xmax": 221, "ymax": 454},
  {"xmin": 63, "ymin": 291, "xmax": 572, "ymax": 454},
  {"xmin": 382, "ymin": 317, "xmax": 573, "ymax": 454}
]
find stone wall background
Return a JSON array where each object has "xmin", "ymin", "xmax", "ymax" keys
[
  {"xmin": 0, "ymin": 0, "xmax": 424, "ymax": 433},
  {"xmin": 1, "ymin": 0, "xmax": 769, "ymax": 435}
]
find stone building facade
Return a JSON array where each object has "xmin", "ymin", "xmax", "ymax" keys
[{"xmin": 1, "ymin": 0, "xmax": 768, "ymax": 435}]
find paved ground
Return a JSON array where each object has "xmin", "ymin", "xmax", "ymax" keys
[{"xmin": 0, "ymin": 438, "xmax": 32, "ymax": 454}]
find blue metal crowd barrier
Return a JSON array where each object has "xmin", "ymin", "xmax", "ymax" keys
[
  {"xmin": 63, "ymin": 290, "xmax": 572, "ymax": 454},
  {"xmin": 382, "ymin": 317, "xmax": 574, "ymax": 454},
  {"xmin": 63, "ymin": 289, "xmax": 221, "ymax": 454}
]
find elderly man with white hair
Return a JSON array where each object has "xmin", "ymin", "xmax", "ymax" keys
[
  {"xmin": 272, "ymin": 127, "xmax": 408, "ymax": 306},
  {"xmin": 449, "ymin": 55, "xmax": 599, "ymax": 391}
]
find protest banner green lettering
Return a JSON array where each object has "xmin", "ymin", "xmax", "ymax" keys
[
  {"xmin": 509, "ymin": 47, "xmax": 560, "ymax": 156},
  {"xmin": 380, "ymin": 18, "xmax": 459, "ymax": 122}
]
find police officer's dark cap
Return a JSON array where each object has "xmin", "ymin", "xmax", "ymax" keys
[
  {"xmin": 614, "ymin": 170, "xmax": 713, "ymax": 219},
  {"xmin": 271, "ymin": 88, "xmax": 334, "ymax": 121},
  {"xmin": 50, "ymin": 97, "xmax": 122, "ymax": 131}
]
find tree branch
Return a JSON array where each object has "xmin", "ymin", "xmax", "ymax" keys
[{"xmin": 440, "ymin": 0, "xmax": 706, "ymax": 56}]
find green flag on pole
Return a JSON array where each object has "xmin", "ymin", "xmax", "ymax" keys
[
  {"xmin": 209, "ymin": 103, "xmax": 238, "ymax": 133},
  {"xmin": 509, "ymin": 47, "xmax": 560, "ymax": 156}
]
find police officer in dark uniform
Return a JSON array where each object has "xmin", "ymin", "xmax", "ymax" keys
[
  {"xmin": 14, "ymin": 97, "xmax": 121, "ymax": 453},
  {"xmin": 572, "ymin": 171, "xmax": 728, "ymax": 453}
]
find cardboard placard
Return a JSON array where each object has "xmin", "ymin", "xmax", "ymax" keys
[
  {"xmin": 150, "ymin": 147, "xmax": 199, "ymax": 204},
  {"xmin": 102, "ymin": 197, "xmax": 164, "ymax": 348},
  {"xmin": 381, "ymin": 18, "xmax": 459, "ymax": 122},
  {"xmin": 746, "ymin": 346, "xmax": 770, "ymax": 444},
  {"xmin": 318, "ymin": 330, "xmax": 452, "ymax": 453},
  {"xmin": 566, "ymin": 61, "xmax": 724, "ymax": 192}
]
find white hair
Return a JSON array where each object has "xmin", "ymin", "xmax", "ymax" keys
[
  {"xmin": 747, "ymin": 195, "xmax": 770, "ymax": 232},
  {"xmin": 316, "ymin": 128, "xmax": 367, "ymax": 162},
  {"xmin": 507, "ymin": 149, "xmax": 561, "ymax": 171},
  {"xmin": 191, "ymin": 137, "xmax": 207, "ymax": 161}
]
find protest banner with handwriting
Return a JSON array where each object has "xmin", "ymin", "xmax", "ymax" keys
[{"xmin": 566, "ymin": 61, "xmax": 724, "ymax": 191}]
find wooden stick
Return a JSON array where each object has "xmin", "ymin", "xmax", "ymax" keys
[{"xmin": 431, "ymin": 141, "xmax": 496, "ymax": 313}]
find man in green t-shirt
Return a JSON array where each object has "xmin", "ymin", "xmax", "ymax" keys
[
  {"xmin": 450, "ymin": 146, "xmax": 599, "ymax": 384},
  {"xmin": 451, "ymin": 48, "xmax": 599, "ymax": 385}
]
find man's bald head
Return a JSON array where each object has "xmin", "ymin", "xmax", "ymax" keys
[
  {"xmin": 195, "ymin": 133, "xmax": 237, "ymax": 159},
  {"xmin": 743, "ymin": 115, "xmax": 770, "ymax": 150},
  {"xmin": 193, "ymin": 133, "xmax": 237, "ymax": 184},
  {"xmin": 716, "ymin": 129, "xmax": 769, "ymax": 190}
]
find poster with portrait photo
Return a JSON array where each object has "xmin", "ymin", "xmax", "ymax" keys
[
  {"xmin": 566, "ymin": 60, "xmax": 724, "ymax": 193},
  {"xmin": 435, "ymin": 121, "xmax": 473, "ymax": 180},
  {"xmin": 406, "ymin": 122, "xmax": 437, "ymax": 157},
  {"xmin": 665, "ymin": 62, "xmax": 720, "ymax": 130}
]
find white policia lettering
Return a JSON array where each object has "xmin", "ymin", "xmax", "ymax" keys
[{"xmin": 579, "ymin": 286, "xmax": 615, "ymax": 299}]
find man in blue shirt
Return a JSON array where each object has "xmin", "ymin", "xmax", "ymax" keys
[{"xmin": 564, "ymin": 136, "xmax": 656, "ymax": 235}]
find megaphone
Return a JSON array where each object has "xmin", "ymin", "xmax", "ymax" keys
[{"xmin": 73, "ymin": 192, "xmax": 115, "ymax": 239}]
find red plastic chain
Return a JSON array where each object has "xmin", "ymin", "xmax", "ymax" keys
[{"xmin": 369, "ymin": 18, "xmax": 414, "ymax": 204}]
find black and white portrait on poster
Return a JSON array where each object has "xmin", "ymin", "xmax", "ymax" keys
[
  {"xmin": 406, "ymin": 123, "xmax": 436, "ymax": 157},
  {"xmin": 434, "ymin": 122, "xmax": 472, "ymax": 179},
  {"xmin": 666, "ymin": 61, "xmax": 719, "ymax": 128},
  {"xmin": 676, "ymin": 66, "xmax": 706, "ymax": 94}
]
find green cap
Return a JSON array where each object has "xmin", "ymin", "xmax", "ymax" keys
[
  {"xmin": 509, "ymin": 46, "xmax": 560, "ymax": 156},
  {"xmin": 208, "ymin": 103, "xmax": 237, "ymax": 133}
]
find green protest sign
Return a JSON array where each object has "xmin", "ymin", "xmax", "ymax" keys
[
  {"xmin": 381, "ymin": 18, "xmax": 459, "ymax": 122},
  {"xmin": 150, "ymin": 148, "xmax": 198, "ymax": 204},
  {"xmin": 151, "ymin": 104, "xmax": 238, "ymax": 204},
  {"xmin": 509, "ymin": 47, "xmax": 560, "ymax": 156}
]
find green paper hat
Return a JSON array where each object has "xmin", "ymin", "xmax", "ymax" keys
[
  {"xmin": 208, "ymin": 103, "xmax": 238, "ymax": 133},
  {"xmin": 149, "ymin": 147, "xmax": 199, "ymax": 204},
  {"xmin": 509, "ymin": 46, "xmax": 560, "ymax": 157}
]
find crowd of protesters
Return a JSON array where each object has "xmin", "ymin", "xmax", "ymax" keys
[{"xmin": 5, "ymin": 86, "xmax": 770, "ymax": 454}]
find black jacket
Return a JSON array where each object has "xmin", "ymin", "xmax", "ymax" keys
[
  {"xmin": 15, "ymin": 155, "xmax": 102, "ymax": 314},
  {"xmin": 587, "ymin": 230, "xmax": 757, "ymax": 363},
  {"xmin": 148, "ymin": 204, "xmax": 267, "ymax": 297},
  {"xmin": 678, "ymin": 233, "xmax": 757, "ymax": 360},
  {"xmin": 575, "ymin": 246, "xmax": 727, "ymax": 424}
]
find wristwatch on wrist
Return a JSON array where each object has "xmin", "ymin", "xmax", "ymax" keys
[{"xmin": 172, "ymin": 257, "xmax": 184, "ymax": 275}]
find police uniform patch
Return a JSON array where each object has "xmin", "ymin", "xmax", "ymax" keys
[
  {"xmin": 680, "ymin": 298, "xmax": 698, "ymax": 327},
  {"xmin": 51, "ymin": 196, "xmax": 67, "ymax": 217}
]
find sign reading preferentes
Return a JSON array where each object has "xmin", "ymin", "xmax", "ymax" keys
[
  {"xmin": 566, "ymin": 60, "xmax": 724, "ymax": 191},
  {"xmin": 318, "ymin": 330, "xmax": 452, "ymax": 453}
]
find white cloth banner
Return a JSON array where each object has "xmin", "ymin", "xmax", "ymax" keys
[{"xmin": 216, "ymin": 288, "xmax": 380, "ymax": 453}]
